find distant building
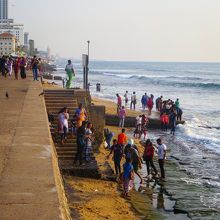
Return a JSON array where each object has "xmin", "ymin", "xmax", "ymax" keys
[
  {"xmin": 0, "ymin": 23, "xmax": 24, "ymax": 45},
  {"xmin": 24, "ymin": 32, "xmax": 29, "ymax": 49},
  {"xmin": 0, "ymin": 32, "xmax": 16, "ymax": 56},
  {"xmin": 0, "ymin": 0, "xmax": 8, "ymax": 20},
  {"xmin": 29, "ymin": 39, "xmax": 35, "ymax": 56},
  {"xmin": 0, "ymin": 0, "xmax": 25, "ymax": 46}
]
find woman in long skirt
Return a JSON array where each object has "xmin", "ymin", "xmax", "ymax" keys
[{"xmin": 20, "ymin": 57, "xmax": 26, "ymax": 79}]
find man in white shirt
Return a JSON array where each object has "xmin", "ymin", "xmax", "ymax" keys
[
  {"xmin": 157, "ymin": 138, "xmax": 167, "ymax": 180},
  {"xmin": 130, "ymin": 92, "xmax": 137, "ymax": 110}
]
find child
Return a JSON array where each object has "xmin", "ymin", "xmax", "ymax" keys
[{"xmin": 122, "ymin": 158, "xmax": 134, "ymax": 197}]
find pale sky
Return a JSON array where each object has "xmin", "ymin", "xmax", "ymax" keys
[{"xmin": 9, "ymin": 0, "xmax": 220, "ymax": 62}]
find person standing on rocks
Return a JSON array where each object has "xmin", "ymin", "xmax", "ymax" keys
[
  {"xmin": 156, "ymin": 138, "xmax": 167, "ymax": 181},
  {"xmin": 65, "ymin": 59, "xmax": 75, "ymax": 89}
]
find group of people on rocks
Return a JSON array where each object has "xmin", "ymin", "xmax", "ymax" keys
[
  {"xmin": 0, "ymin": 55, "xmax": 43, "ymax": 81},
  {"xmin": 57, "ymin": 103, "xmax": 94, "ymax": 165},
  {"xmin": 107, "ymin": 128, "xmax": 167, "ymax": 197},
  {"xmin": 156, "ymin": 96, "xmax": 183, "ymax": 135},
  {"xmin": 116, "ymin": 91, "xmax": 183, "ymax": 136}
]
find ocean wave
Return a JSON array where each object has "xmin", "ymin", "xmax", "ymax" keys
[{"xmin": 177, "ymin": 119, "xmax": 220, "ymax": 154}]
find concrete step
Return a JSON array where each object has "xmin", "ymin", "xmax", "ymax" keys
[
  {"xmin": 46, "ymin": 103, "xmax": 77, "ymax": 107},
  {"xmin": 58, "ymin": 155, "xmax": 95, "ymax": 160},
  {"xmin": 45, "ymin": 97, "xmax": 77, "ymax": 104},
  {"xmin": 56, "ymin": 147, "xmax": 76, "ymax": 151},
  {"xmin": 56, "ymin": 143, "xmax": 77, "ymax": 147},
  {"xmin": 44, "ymin": 89, "xmax": 75, "ymax": 93}
]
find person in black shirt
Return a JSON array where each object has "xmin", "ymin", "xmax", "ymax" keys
[
  {"xmin": 108, "ymin": 139, "xmax": 123, "ymax": 175},
  {"xmin": 74, "ymin": 121, "xmax": 87, "ymax": 165}
]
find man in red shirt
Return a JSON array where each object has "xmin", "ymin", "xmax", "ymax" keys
[{"xmin": 118, "ymin": 129, "xmax": 127, "ymax": 146}]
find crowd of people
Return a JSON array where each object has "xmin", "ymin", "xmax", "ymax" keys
[
  {"xmin": 106, "ymin": 128, "xmax": 167, "ymax": 197},
  {"xmin": 57, "ymin": 103, "xmax": 95, "ymax": 165},
  {"xmin": 0, "ymin": 55, "xmax": 43, "ymax": 81},
  {"xmin": 116, "ymin": 91, "xmax": 183, "ymax": 136}
]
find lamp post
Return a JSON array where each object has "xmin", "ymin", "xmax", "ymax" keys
[
  {"xmin": 87, "ymin": 40, "xmax": 90, "ymax": 63},
  {"xmin": 85, "ymin": 40, "xmax": 90, "ymax": 90}
]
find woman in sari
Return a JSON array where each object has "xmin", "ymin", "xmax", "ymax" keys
[{"xmin": 75, "ymin": 103, "xmax": 87, "ymax": 128}]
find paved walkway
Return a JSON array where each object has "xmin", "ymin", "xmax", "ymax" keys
[{"xmin": 0, "ymin": 76, "xmax": 68, "ymax": 219}]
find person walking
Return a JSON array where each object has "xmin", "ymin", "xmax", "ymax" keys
[
  {"xmin": 108, "ymin": 139, "xmax": 123, "ymax": 176},
  {"xmin": 118, "ymin": 106, "xmax": 126, "ymax": 128},
  {"xmin": 143, "ymin": 139, "xmax": 157, "ymax": 177},
  {"xmin": 20, "ymin": 57, "xmax": 27, "ymax": 79},
  {"xmin": 74, "ymin": 121, "xmax": 87, "ymax": 166},
  {"xmin": 7, "ymin": 57, "xmax": 13, "ymax": 77},
  {"xmin": 122, "ymin": 158, "xmax": 134, "ymax": 197},
  {"xmin": 156, "ymin": 138, "xmax": 167, "ymax": 181},
  {"xmin": 65, "ymin": 60, "xmax": 75, "ymax": 88},
  {"xmin": 118, "ymin": 128, "xmax": 128, "ymax": 147},
  {"xmin": 58, "ymin": 107, "xmax": 69, "ymax": 145},
  {"xmin": 31, "ymin": 56, "xmax": 39, "ymax": 81},
  {"xmin": 13, "ymin": 57, "xmax": 20, "ymax": 80}
]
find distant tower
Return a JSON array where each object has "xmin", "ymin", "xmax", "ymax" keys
[
  {"xmin": 47, "ymin": 46, "xmax": 51, "ymax": 58},
  {"xmin": 0, "ymin": 0, "xmax": 8, "ymax": 20}
]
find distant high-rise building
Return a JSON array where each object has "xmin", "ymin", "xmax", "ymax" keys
[{"xmin": 0, "ymin": 0, "xmax": 8, "ymax": 20}]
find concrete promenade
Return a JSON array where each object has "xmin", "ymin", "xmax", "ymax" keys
[{"xmin": 0, "ymin": 76, "xmax": 70, "ymax": 219}]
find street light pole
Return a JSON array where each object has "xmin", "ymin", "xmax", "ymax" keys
[
  {"xmin": 87, "ymin": 40, "xmax": 90, "ymax": 63},
  {"xmin": 86, "ymin": 40, "xmax": 90, "ymax": 90}
]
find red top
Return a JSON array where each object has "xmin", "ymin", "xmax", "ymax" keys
[
  {"xmin": 161, "ymin": 114, "xmax": 169, "ymax": 124},
  {"xmin": 118, "ymin": 133, "xmax": 127, "ymax": 145},
  {"xmin": 117, "ymin": 96, "xmax": 122, "ymax": 107},
  {"xmin": 147, "ymin": 98, "xmax": 153, "ymax": 108},
  {"xmin": 144, "ymin": 144, "xmax": 154, "ymax": 157}
]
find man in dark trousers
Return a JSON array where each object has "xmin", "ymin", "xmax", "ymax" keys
[
  {"xmin": 157, "ymin": 138, "xmax": 167, "ymax": 181},
  {"xmin": 74, "ymin": 121, "xmax": 87, "ymax": 165}
]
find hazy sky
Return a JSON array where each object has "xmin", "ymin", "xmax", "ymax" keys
[{"xmin": 9, "ymin": 0, "xmax": 220, "ymax": 61}]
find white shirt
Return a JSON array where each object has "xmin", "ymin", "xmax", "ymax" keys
[
  {"xmin": 59, "ymin": 113, "xmax": 69, "ymax": 129},
  {"xmin": 136, "ymin": 116, "xmax": 142, "ymax": 125},
  {"xmin": 65, "ymin": 64, "xmax": 73, "ymax": 70},
  {"xmin": 158, "ymin": 144, "xmax": 167, "ymax": 159},
  {"xmin": 131, "ymin": 94, "xmax": 136, "ymax": 102}
]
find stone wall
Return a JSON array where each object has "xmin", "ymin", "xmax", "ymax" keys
[
  {"xmin": 105, "ymin": 114, "xmax": 185, "ymax": 129},
  {"xmin": 89, "ymin": 105, "xmax": 106, "ymax": 149}
]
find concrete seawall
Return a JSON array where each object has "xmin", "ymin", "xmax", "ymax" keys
[
  {"xmin": 0, "ymin": 76, "xmax": 71, "ymax": 219},
  {"xmin": 105, "ymin": 113, "xmax": 185, "ymax": 129}
]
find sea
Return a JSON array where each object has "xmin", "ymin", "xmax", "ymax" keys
[{"xmin": 53, "ymin": 60, "xmax": 220, "ymax": 219}]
